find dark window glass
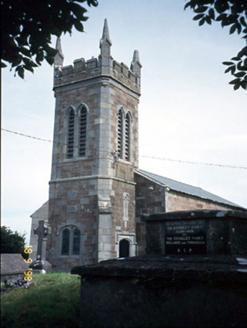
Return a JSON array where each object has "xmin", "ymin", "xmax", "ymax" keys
[
  {"xmin": 61, "ymin": 228, "xmax": 70, "ymax": 255},
  {"xmin": 72, "ymin": 228, "xmax": 80, "ymax": 255}
]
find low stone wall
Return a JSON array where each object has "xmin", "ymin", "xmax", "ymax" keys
[{"xmin": 72, "ymin": 255, "xmax": 247, "ymax": 328}]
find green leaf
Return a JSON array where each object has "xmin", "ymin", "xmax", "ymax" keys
[
  {"xmin": 216, "ymin": 13, "xmax": 227, "ymax": 22},
  {"xmin": 194, "ymin": 6, "xmax": 208, "ymax": 13},
  {"xmin": 229, "ymin": 78, "xmax": 240, "ymax": 85},
  {"xmin": 17, "ymin": 66, "xmax": 24, "ymax": 79},
  {"xmin": 205, "ymin": 16, "xmax": 211, "ymax": 25},
  {"xmin": 199, "ymin": 17, "xmax": 205, "ymax": 26},
  {"xmin": 240, "ymin": 85, "xmax": 246, "ymax": 90},
  {"xmin": 74, "ymin": 20, "xmax": 84, "ymax": 32},
  {"xmin": 224, "ymin": 66, "xmax": 234, "ymax": 74},
  {"xmin": 215, "ymin": 1, "xmax": 229, "ymax": 14},
  {"xmin": 193, "ymin": 14, "xmax": 204, "ymax": 21},
  {"xmin": 237, "ymin": 61, "xmax": 247, "ymax": 71},
  {"xmin": 71, "ymin": 3, "xmax": 87, "ymax": 19},
  {"xmin": 24, "ymin": 64, "xmax": 34, "ymax": 73},
  {"xmin": 208, "ymin": 8, "xmax": 215, "ymax": 19},
  {"xmin": 234, "ymin": 72, "xmax": 245, "ymax": 78},
  {"xmin": 240, "ymin": 16, "xmax": 247, "ymax": 28},
  {"xmin": 229, "ymin": 24, "xmax": 237, "ymax": 34},
  {"xmin": 223, "ymin": 61, "xmax": 234, "ymax": 66},
  {"xmin": 87, "ymin": 0, "xmax": 98, "ymax": 6},
  {"xmin": 45, "ymin": 56, "xmax": 54, "ymax": 66},
  {"xmin": 184, "ymin": 2, "xmax": 192, "ymax": 10}
]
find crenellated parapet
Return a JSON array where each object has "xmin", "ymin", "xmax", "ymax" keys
[
  {"xmin": 112, "ymin": 59, "xmax": 141, "ymax": 93},
  {"xmin": 54, "ymin": 19, "xmax": 141, "ymax": 94},
  {"xmin": 54, "ymin": 56, "xmax": 101, "ymax": 87},
  {"xmin": 54, "ymin": 55, "xmax": 141, "ymax": 94}
]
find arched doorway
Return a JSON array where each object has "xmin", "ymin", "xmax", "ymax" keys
[{"xmin": 119, "ymin": 239, "xmax": 130, "ymax": 258}]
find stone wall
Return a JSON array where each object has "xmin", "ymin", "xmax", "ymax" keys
[
  {"xmin": 166, "ymin": 191, "xmax": 237, "ymax": 212},
  {"xmin": 48, "ymin": 38, "xmax": 141, "ymax": 270},
  {"xmin": 134, "ymin": 173, "xmax": 244, "ymax": 256},
  {"xmin": 72, "ymin": 255, "xmax": 247, "ymax": 328}
]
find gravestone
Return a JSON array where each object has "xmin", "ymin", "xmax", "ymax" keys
[
  {"xmin": 144, "ymin": 210, "xmax": 247, "ymax": 256},
  {"xmin": 30, "ymin": 220, "xmax": 51, "ymax": 273},
  {"xmin": 1, "ymin": 254, "xmax": 29, "ymax": 282},
  {"xmin": 72, "ymin": 210, "xmax": 247, "ymax": 328}
]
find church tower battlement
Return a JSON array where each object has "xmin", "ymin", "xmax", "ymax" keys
[
  {"xmin": 47, "ymin": 19, "xmax": 142, "ymax": 271},
  {"xmin": 54, "ymin": 20, "xmax": 141, "ymax": 93}
]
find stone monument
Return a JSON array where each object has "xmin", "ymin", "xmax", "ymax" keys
[
  {"xmin": 72, "ymin": 210, "xmax": 247, "ymax": 328},
  {"xmin": 30, "ymin": 220, "xmax": 51, "ymax": 273}
]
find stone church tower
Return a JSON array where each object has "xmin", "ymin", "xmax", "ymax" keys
[{"xmin": 46, "ymin": 20, "xmax": 142, "ymax": 271}]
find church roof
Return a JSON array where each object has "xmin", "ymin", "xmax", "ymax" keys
[{"xmin": 136, "ymin": 169, "xmax": 245, "ymax": 210}]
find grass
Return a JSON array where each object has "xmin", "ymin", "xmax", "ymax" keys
[{"xmin": 1, "ymin": 273, "xmax": 81, "ymax": 328}]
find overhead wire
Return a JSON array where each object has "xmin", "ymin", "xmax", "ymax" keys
[{"xmin": 2, "ymin": 128, "xmax": 247, "ymax": 170}]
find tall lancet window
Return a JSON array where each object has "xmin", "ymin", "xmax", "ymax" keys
[
  {"xmin": 79, "ymin": 106, "xmax": 87, "ymax": 157},
  {"xmin": 67, "ymin": 108, "xmax": 75, "ymax": 158},
  {"xmin": 61, "ymin": 228, "xmax": 70, "ymax": 255},
  {"xmin": 117, "ymin": 109, "xmax": 124, "ymax": 159},
  {"xmin": 72, "ymin": 228, "xmax": 80, "ymax": 255},
  {"xmin": 125, "ymin": 112, "xmax": 131, "ymax": 161}
]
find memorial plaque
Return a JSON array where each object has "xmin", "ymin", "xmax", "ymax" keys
[{"xmin": 165, "ymin": 219, "xmax": 206, "ymax": 254}]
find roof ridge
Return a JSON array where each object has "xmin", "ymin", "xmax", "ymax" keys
[{"xmin": 135, "ymin": 169, "xmax": 245, "ymax": 210}]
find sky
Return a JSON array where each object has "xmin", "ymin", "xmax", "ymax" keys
[{"xmin": 2, "ymin": 0, "xmax": 247, "ymax": 245}]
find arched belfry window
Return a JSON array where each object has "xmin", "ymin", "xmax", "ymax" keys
[
  {"xmin": 125, "ymin": 112, "xmax": 131, "ymax": 161},
  {"xmin": 78, "ymin": 105, "xmax": 87, "ymax": 157},
  {"xmin": 61, "ymin": 225, "xmax": 81, "ymax": 256},
  {"xmin": 67, "ymin": 107, "xmax": 75, "ymax": 159},
  {"xmin": 65, "ymin": 104, "xmax": 89, "ymax": 160},
  {"xmin": 117, "ymin": 108, "xmax": 124, "ymax": 159},
  {"xmin": 117, "ymin": 108, "xmax": 132, "ymax": 162}
]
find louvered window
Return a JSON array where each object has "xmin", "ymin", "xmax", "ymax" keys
[
  {"xmin": 117, "ymin": 110, "xmax": 123, "ymax": 159},
  {"xmin": 125, "ymin": 113, "xmax": 130, "ymax": 161},
  {"xmin": 79, "ymin": 107, "xmax": 87, "ymax": 157},
  {"xmin": 67, "ymin": 109, "xmax": 75, "ymax": 158}
]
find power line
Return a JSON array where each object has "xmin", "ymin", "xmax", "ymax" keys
[
  {"xmin": 2, "ymin": 128, "xmax": 247, "ymax": 170},
  {"xmin": 2, "ymin": 128, "xmax": 53, "ymax": 144},
  {"xmin": 140, "ymin": 155, "xmax": 247, "ymax": 170}
]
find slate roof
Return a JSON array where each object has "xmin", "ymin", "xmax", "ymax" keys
[
  {"xmin": 136, "ymin": 169, "xmax": 245, "ymax": 210},
  {"xmin": 1, "ymin": 254, "xmax": 29, "ymax": 275}
]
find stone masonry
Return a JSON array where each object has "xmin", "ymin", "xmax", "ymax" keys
[{"xmin": 46, "ymin": 19, "xmax": 141, "ymax": 271}]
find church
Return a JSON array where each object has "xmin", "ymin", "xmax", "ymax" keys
[{"xmin": 30, "ymin": 20, "xmax": 246, "ymax": 271}]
